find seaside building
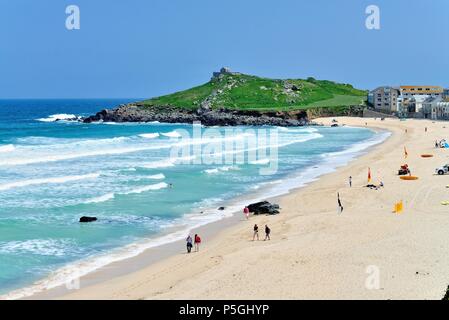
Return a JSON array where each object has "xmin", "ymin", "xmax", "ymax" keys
[
  {"xmin": 397, "ymin": 86, "xmax": 443, "ymax": 116},
  {"xmin": 421, "ymin": 96, "xmax": 449, "ymax": 120},
  {"xmin": 368, "ymin": 86, "xmax": 400, "ymax": 113},
  {"xmin": 444, "ymin": 88, "xmax": 449, "ymax": 100}
]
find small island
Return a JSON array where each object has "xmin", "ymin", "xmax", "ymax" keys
[{"xmin": 84, "ymin": 68, "xmax": 367, "ymax": 126}]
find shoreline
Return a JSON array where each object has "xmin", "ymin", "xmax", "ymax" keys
[
  {"xmin": 8, "ymin": 116, "xmax": 449, "ymax": 300},
  {"xmin": 0, "ymin": 121, "xmax": 387, "ymax": 300}
]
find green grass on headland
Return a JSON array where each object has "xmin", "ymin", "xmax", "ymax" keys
[{"xmin": 142, "ymin": 72, "xmax": 367, "ymax": 112}]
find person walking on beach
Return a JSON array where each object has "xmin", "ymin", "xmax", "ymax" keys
[
  {"xmin": 186, "ymin": 235, "xmax": 193, "ymax": 253},
  {"xmin": 243, "ymin": 206, "xmax": 250, "ymax": 220},
  {"xmin": 253, "ymin": 224, "xmax": 259, "ymax": 241},
  {"xmin": 194, "ymin": 234, "xmax": 201, "ymax": 252},
  {"xmin": 337, "ymin": 193, "xmax": 344, "ymax": 214},
  {"xmin": 264, "ymin": 225, "xmax": 271, "ymax": 241},
  {"xmin": 349, "ymin": 176, "xmax": 352, "ymax": 188}
]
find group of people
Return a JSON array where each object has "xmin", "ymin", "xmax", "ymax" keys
[
  {"xmin": 435, "ymin": 139, "xmax": 448, "ymax": 149},
  {"xmin": 253, "ymin": 224, "xmax": 271, "ymax": 241},
  {"xmin": 185, "ymin": 234, "xmax": 201, "ymax": 253},
  {"xmin": 185, "ymin": 206, "xmax": 275, "ymax": 253}
]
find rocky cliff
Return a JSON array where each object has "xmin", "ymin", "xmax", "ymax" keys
[{"xmin": 83, "ymin": 104, "xmax": 310, "ymax": 126}]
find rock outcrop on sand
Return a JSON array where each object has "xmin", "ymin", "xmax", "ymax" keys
[{"xmin": 247, "ymin": 201, "xmax": 280, "ymax": 215}]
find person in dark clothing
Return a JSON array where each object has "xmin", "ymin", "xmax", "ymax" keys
[
  {"xmin": 338, "ymin": 193, "xmax": 344, "ymax": 214},
  {"xmin": 186, "ymin": 235, "xmax": 193, "ymax": 253},
  {"xmin": 264, "ymin": 225, "xmax": 271, "ymax": 241},
  {"xmin": 253, "ymin": 224, "xmax": 259, "ymax": 241}
]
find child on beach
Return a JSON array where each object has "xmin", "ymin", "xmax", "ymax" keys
[
  {"xmin": 243, "ymin": 207, "xmax": 250, "ymax": 220},
  {"xmin": 253, "ymin": 224, "xmax": 259, "ymax": 241},
  {"xmin": 186, "ymin": 235, "xmax": 193, "ymax": 253},
  {"xmin": 264, "ymin": 225, "xmax": 271, "ymax": 241},
  {"xmin": 194, "ymin": 234, "xmax": 201, "ymax": 252}
]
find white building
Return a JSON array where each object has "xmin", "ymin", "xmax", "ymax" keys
[
  {"xmin": 397, "ymin": 86, "xmax": 444, "ymax": 116},
  {"xmin": 444, "ymin": 88, "xmax": 449, "ymax": 100},
  {"xmin": 422, "ymin": 97, "xmax": 449, "ymax": 120}
]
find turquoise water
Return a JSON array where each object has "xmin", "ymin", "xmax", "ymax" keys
[{"xmin": 0, "ymin": 99, "xmax": 387, "ymax": 298}]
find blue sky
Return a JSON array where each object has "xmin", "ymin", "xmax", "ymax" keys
[{"xmin": 0, "ymin": 0, "xmax": 448, "ymax": 98}]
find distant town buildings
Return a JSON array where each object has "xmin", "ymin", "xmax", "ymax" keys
[
  {"xmin": 368, "ymin": 85, "xmax": 448, "ymax": 119},
  {"xmin": 444, "ymin": 88, "xmax": 449, "ymax": 100},
  {"xmin": 368, "ymin": 86, "xmax": 399, "ymax": 113}
]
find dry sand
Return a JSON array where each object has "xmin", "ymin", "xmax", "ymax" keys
[{"xmin": 36, "ymin": 117, "xmax": 449, "ymax": 300}]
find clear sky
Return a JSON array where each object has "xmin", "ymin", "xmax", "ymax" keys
[{"xmin": 0, "ymin": 0, "xmax": 448, "ymax": 99}]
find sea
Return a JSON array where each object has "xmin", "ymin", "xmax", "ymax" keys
[{"xmin": 0, "ymin": 99, "xmax": 389, "ymax": 299}]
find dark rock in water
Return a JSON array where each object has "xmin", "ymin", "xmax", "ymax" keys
[
  {"xmin": 247, "ymin": 201, "xmax": 280, "ymax": 215},
  {"xmin": 79, "ymin": 216, "xmax": 98, "ymax": 223},
  {"xmin": 218, "ymin": 207, "xmax": 226, "ymax": 211}
]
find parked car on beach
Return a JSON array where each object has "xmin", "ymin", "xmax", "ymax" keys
[{"xmin": 436, "ymin": 164, "xmax": 449, "ymax": 175}]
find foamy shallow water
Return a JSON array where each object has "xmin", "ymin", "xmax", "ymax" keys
[{"xmin": 0, "ymin": 99, "xmax": 386, "ymax": 299}]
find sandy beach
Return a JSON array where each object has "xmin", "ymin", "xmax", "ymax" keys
[{"xmin": 30, "ymin": 117, "xmax": 449, "ymax": 300}]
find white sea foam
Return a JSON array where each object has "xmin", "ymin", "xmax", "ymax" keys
[
  {"xmin": 0, "ymin": 239, "xmax": 79, "ymax": 257},
  {"xmin": 0, "ymin": 146, "xmax": 162, "ymax": 166},
  {"xmin": 83, "ymin": 182, "xmax": 168, "ymax": 204},
  {"xmin": 124, "ymin": 182, "xmax": 168, "ymax": 194},
  {"xmin": 141, "ymin": 159, "xmax": 176, "ymax": 169},
  {"xmin": 0, "ymin": 144, "xmax": 15, "ymax": 153},
  {"xmin": 84, "ymin": 193, "xmax": 115, "ymax": 204},
  {"xmin": 36, "ymin": 114, "xmax": 79, "ymax": 122},
  {"xmin": 0, "ymin": 173, "xmax": 100, "ymax": 192},
  {"xmin": 1, "ymin": 131, "xmax": 263, "ymax": 167},
  {"xmin": 204, "ymin": 168, "xmax": 219, "ymax": 174},
  {"xmin": 139, "ymin": 133, "xmax": 160, "ymax": 139},
  {"xmin": 160, "ymin": 130, "xmax": 182, "ymax": 138},
  {"xmin": 145, "ymin": 174, "xmax": 166, "ymax": 180},
  {"xmin": 323, "ymin": 131, "xmax": 391, "ymax": 160},
  {"xmin": 204, "ymin": 166, "xmax": 239, "ymax": 174},
  {"xmin": 249, "ymin": 159, "xmax": 270, "ymax": 165}
]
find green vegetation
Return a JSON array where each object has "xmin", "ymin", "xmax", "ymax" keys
[{"xmin": 142, "ymin": 71, "xmax": 367, "ymax": 112}]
